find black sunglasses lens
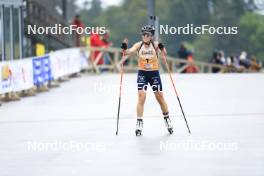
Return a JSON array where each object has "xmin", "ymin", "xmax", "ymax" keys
[{"xmin": 142, "ymin": 33, "xmax": 151, "ymax": 37}]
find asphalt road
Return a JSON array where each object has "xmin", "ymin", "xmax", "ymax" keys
[{"xmin": 0, "ymin": 73, "xmax": 263, "ymax": 176}]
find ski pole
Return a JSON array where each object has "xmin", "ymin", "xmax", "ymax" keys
[
  {"xmin": 161, "ymin": 52, "xmax": 191, "ymax": 134},
  {"xmin": 116, "ymin": 50, "xmax": 125, "ymax": 135}
]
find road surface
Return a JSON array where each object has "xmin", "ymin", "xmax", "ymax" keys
[{"xmin": 0, "ymin": 73, "xmax": 263, "ymax": 176}]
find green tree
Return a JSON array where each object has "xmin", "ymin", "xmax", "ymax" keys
[
  {"xmin": 238, "ymin": 12, "xmax": 264, "ymax": 61},
  {"xmin": 77, "ymin": 0, "xmax": 264, "ymax": 62},
  {"xmin": 80, "ymin": 0, "xmax": 103, "ymax": 26}
]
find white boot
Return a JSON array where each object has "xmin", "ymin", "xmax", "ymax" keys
[{"xmin": 164, "ymin": 117, "xmax": 173, "ymax": 134}]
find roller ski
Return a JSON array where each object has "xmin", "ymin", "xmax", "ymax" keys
[
  {"xmin": 135, "ymin": 119, "xmax": 143, "ymax": 136},
  {"xmin": 164, "ymin": 116, "xmax": 173, "ymax": 134}
]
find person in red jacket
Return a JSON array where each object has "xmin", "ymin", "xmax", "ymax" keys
[{"xmin": 90, "ymin": 32, "xmax": 108, "ymax": 65}]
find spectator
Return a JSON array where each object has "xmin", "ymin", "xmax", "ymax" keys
[
  {"xmin": 72, "ymin": 15, "xmax": 85, "ymax": 47},
  {"xmin": 225, "ymin": 55, "xmax": 240, "ymax": 72},
  {"xmin": 210, "ymin": 50, "xmax": 224, "ymax": 73},
  {"xmin": 177, "ymin": 43, "xmax": 190, "ymax": 68},
  {"xmin": 102, "ymin": 30, "xmax": 113, "ymax": 65},
  {"xmin": 178, "ymin": 43, "xmax": 190, "ymax": 59},
  {"xmin": 184, "ymin": 54, "xmax": 199, "ymax": 73},
  {"xmin": 90, "ymin": 32, "xmax": 106, "ymax": 65},
  {"xmin": 249, "ymin": 56, "xmax": 262, "ymax": 72},
  {"xmin": 219, "ymin": 50, "xmax": 226, "ymax": 65},
  {"xmin": 239, "ymin": 51, "xmax": 250, "ymax": 69},
  {"xmin": 226, "ymin": 56, "xmax": 232, "ymax": 66}
]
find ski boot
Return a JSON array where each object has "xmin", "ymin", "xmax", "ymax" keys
[
  {"xmin": 135, "ymin": 119, "xmax": 143, "ymax": 136},
  {"xmin": 164, "ymin": 117, "xmax": 173, "ymax": 134}
]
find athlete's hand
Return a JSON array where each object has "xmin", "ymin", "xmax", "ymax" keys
[
  {"xmin": 158, "ymin": 42, "xmax": 167, "ymax": 57},
  {"xmin": 121, "ymin": 42, "xmax": 127, "ymax": 50},
  {"xmin": 121, "ymin": 38, "xmax": 129, "ymax": 50},
  {"xmin": 158, "ymin": 43, "xmax": 164, "ymax": 50}
]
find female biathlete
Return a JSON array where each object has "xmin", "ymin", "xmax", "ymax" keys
[{"xmin": 121, "ymin": 25, "xmax": 173, "ymax": 136}]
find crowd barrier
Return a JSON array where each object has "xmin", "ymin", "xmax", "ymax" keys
[{"xmin": 0, "ymin": 47, "xmax": 89, "ymax": 96}]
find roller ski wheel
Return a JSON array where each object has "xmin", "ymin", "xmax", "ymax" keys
[{"xmin": 135, "ymin": 119, "xmax": 143, "ymax": 136}]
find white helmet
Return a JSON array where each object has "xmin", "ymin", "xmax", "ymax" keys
[{"xmin": 141, "ymin": 25, "xmax": 155, "ymax": 35}]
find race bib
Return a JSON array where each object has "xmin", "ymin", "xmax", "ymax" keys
[{"xmin": 144, "ymin": 63, "xmax": 153, "ymax": 70}]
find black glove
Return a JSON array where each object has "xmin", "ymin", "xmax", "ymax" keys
[
  {"xmin": 158, "ymin": 43, "xmax": 164, "ymax": 50},
  {"xmin": 121, "ymin": 42, "xmax": 127, "ymax": 50}
]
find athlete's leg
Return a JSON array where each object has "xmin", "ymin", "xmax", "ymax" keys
[
  {"xmin": 150, "ymin": 72, "xmax": 173, "ymax": 133},
  {"xmin": 149, "ymin": 71, "xmax": 169, "ymax": 114},
  {"xmin": 137, "ymin": 90, "xmax": 146, "ymax": 117},
  {"xmin": 135, "ymin": 71, "xmax": 148, "ymax": 136},
  {"xmin": 154, "ymin": 91, "xmax": 168, "ymax": 114},
  {"xmin": 137, "ymin": 70, "xmax": 148, "ymax": 118},
  {"xmin": 135, "ymin": 89, "xmax": 146, "ymax": 136},
  {"xmin": 154, "ymin": 89, "xmax": 173, "ymax": 133}
]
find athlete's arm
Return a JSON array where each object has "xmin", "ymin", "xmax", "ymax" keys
[
  {"xmin": 125, "ymin": 42, "xmax": 141, "ymax": 55},
  {"xmin": 120, "ymin": 41, "xmax": 141, "ymax": 65}
]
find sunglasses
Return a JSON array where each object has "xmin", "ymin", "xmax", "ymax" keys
[{"xmin": 142, "ymin": 33, "xmax": 152, "ymax": 37}]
